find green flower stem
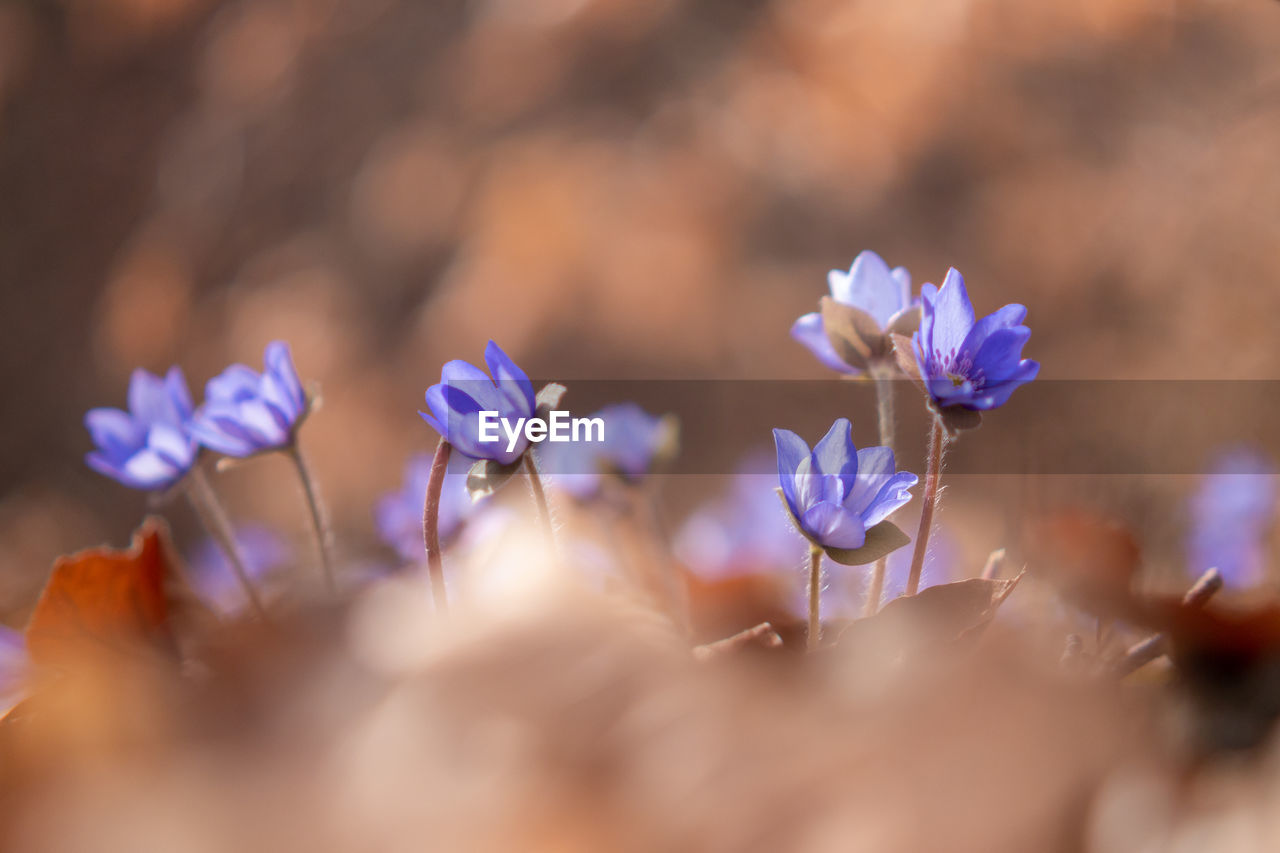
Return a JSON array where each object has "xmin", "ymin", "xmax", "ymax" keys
[
  {"xmin": 905, "ymin": 414, "xmax": 949, "ymax": 596},
  {"xmin": 864, "ymin": 363, "xmax": 897, "ymax": 616},
  {"xmin": 421, "ymin": 437, "xmax": 452, "ymax": 612},
  {"xmin": 522, "ymin": 452, "xmax": 557, "ymax": 551},
  {"xmin": 184, "ymin": 466, "xmax": 268, "ymax": 620},
  {"xmin": 808, "ymin": 543, "xmax": 823, "ymax": 651},
  {"xmin": 287, "ymin": 442, "xmax": 336, "ymax": 595}
]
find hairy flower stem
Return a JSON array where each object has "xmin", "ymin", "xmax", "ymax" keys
[
  {"xmin": 522, "ymin": 452, "xmax": 557, "ymax": 552},
  {"xmin": 905, "ymin": 416, "xmax": 949, "ymax": 596},
  {"xmin": 864, "ymin": 364, "xmax": 897, "ymax": 616},
  {"xmin": 184, "ymin": 466, "xmax": 268, "ymax": 620},
  {"xmin": 808, "ymin": 544, "xmax": 823, "ymax": 651},
  {"xmin": 420, "ymin": 437, "xmax": 452, "ymax": 612},
  {"xmin": 287, "ymin": 443, "xmax": 336, "ymax": 596}
]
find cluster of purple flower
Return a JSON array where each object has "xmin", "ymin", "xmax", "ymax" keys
[{"xmin": 85, "ymin": 341, "xmax": 310, "ymax": 491}]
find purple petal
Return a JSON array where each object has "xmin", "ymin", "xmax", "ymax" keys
[
  {"xmin": 811, "ymin": 418, "xmax": 859, "ymax": 497},
  {"xmin": 773, "ymin": 428, "xmax": 810, "ymax": 518},
  {"xmin": 205, "ymin": 365, "xmax": 262, "ymax": 405},
  {"xmin": 799, "ymin": 502, "xmax": 866, "ymax": 549},
  {"xmin": 484, "ymin": 341, "xmax": 536, "ymax": 417},
  {"xmin": 960, "ymin": 303, "xmax": 1027, "ymax": 355},
  {"xmin": 127, "ymin": 369, "xmax": 174, "ymax": 425},
  {"xmin": 970, "ymin": 326, "xmax": 1032, "ymax": 382},
  {"xmin": 264, "ymin": 341, "xmax": 306, "ymax": 414},
  {"xmin": 843, "ymin": 446, "xmax": 895, "ymax": 516},
  {"xmin": 859, "ymin": 470, "xmax": 918, "ymax": 527},
  {"xmin": 164, "ymin": 366, "xmax": 194, "ymax": 422},
  {"xmin": 927, "ymin": 268, "xmax": 975, "ymax": 365},
  {"xmin": 967, "ymin": 360, "xmax": 1039, "ymax": 410},
  {"xmin": 828, "ymin": 251, "xmax": 908, "ymax": 329},
  {"xmin": 440, "ymin": 359, "xmax": 506, "ymax": 416},
  {"xmin": 85, "ymin": 408, "xmax": 143, "ymax": 456},
  {"xmin": 790, "ymin": 313, "xmax": 857, "ymax": 375}
]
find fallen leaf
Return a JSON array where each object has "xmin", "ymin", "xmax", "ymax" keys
[
  {"xmin": 25, "ymin": 516, "xmax": 178, "ymax": 670},
  {"xmin": 836, "ymin": 574, "xmax": 1024, "ymax": 655}
]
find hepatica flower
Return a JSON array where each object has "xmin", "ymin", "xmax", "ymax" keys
[
  {"xmin": 191, "ymin": 341, "xmax": 309, "ymax": 457},
  {"xmin": 188, "ymin": 524, "xmax": 291, "ymax": 614},
  {"xmin": 908, "ymin": 268, "xmax": 1039, "ymax": 412},
  {"xmin": 376, "ymin": 453, "xmax": 481, "ymax": 562},
  {"xmin": 421, "ymin": 341, "xmax": 536, "ymax": 465},
  {"xmin": 538, "ymin": 403, "xmax": 677, "ymax": 500},
  {"xmin": 676, "ymin": 454, "xmax": 796, "ymax": 579},
  {"xmin": 774, "ymin": 418, "xmax": 917, "ymax": 561},
  {"xmin": 1188, "ymin": 448, "xmax": 1277, "ymax": 587},
  {"xmin": 85, "ymin": 366, "xmax": 198, "ymax": 490},
  {"xmin": 792, "ymin": 250, "xmax": 918, "ymax": 374}
]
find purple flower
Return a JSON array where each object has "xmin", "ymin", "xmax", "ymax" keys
[
  {"xmin": 774, "ymin": 418, "xmax": 917, "ymax": 550},
  {"xmin": 1188, "ymin": 448, "xmax": 1277, "ymax": 587},
  {"xmin": 375, "ymin": 453, "xmax": 480, "ymax": 563},
  {"xmin": 538, "ymin": 403, "xmax": 676, "ymax": 500},
  {"xmin": 910, "ymin": 268, "xmax": 1039, "ymax": 411},
  {"xmin": 791, "ymin": 251, "xmax": 917, "ymax": 375},
  {"xmin": 84, "ymin": 366, "xmax": 198, "ymax": 490},
  {"xmin": 191, "ymin": 341, "xmax": 309, "ymax": 457},
  {"xmin": 188, "ymin": 524, "xmax": 291, "ymax": 614},
  {"xmin": 675, "ymin": 454, "xmax": 797, "ymax": 579},
  {"xmin": 420, "ymin": 341, "xmax": 536, "ymax": 465},
  {"xmin": 0, "ymin": 625, "xmax": 27, "ymax": 716}
]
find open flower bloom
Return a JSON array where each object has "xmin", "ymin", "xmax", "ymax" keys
[
  {"xmin": 791, "ymin": 250, "xmax": 917, "ymax": 375},
  {"xmin": 84, "ymin": 366, "xmax": 198, "ymax": 490},
  {"xmin": 1188, "ymin": 448, "xmax": 1277, "ymax": 587},
  {"xmin": 911, "ymin": 268, "xmax": 1039, "ymax": 411},
  {"xmin": 420, "ymin": 341, "xmax": 536, "ymax": 465},
  {"xmin": 538, "ymin": 403, "xmax": 676, "ymax": 499},
  {"xmin": 676, "ymin": 453, "xmax": 797, "ymax": 579},
  {"xmin": 188, "ymin": 524, "xmax": 292, "ymax": 615},
  {"xmin": 774, "ymin": 418, "xmax": 917, "ymax": 550},
  {"xmin": 375, "ymin": 453, "xmax": 481, "ymax": 562},
  {"xmin": 191, "ymin": 341, "xmax": 308, "ymax": 457}
]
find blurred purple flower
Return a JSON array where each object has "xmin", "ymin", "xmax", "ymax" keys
[
  {"xmin": 774, "ymin": 418, "xmax": 917, "ymax": 550},
  {"xmin": 188, "ymin": 523, "xmax": 291, "ymax": 614},
  {"xmin": 84, "ymin": 366, "xmax": 198, "ymax": 490},
  {"xmin": 792, "ymin": 250, "xmax": 917, "ymax": 375},
  {"xmin": 375, "ymin": 453, "xmax": 481, "ymax": 563},
  {"xmin": 1188, "ymin": 449, "xmax": 1277, "ymax": 587},
  {"xmin": 191, "ymin": 341, "xmax": 308, "ymax": 457},
  {"xmin": 675, "ymin": 454, "xmax": 796, "ymax": 580},
  {"xmin": 911, "ymin": 268, "xmax": 1039, "ymax": 411},
  {"xmin": 420, "ymin": 341, "xmax": 535, "ymax": 465},
  {"xmin": 539, "ymin": 403, "xmax": 675, "ymax": 500},
  {"xmin": 0, "ymin": 625, "xmax": 27, "ymax": 716}
]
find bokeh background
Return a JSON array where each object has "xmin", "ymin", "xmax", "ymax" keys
[{"xmin": 2, "ymin": 0, "xmax": 1279, "ymax": 617}]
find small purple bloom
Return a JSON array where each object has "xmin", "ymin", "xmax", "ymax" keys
[
  {"xmin": 85, "ymin": 366, "xmax": 198, "ymax": 490},
  {"xmin": 191, "ymin": 341, "xmax": 309, "ymax": 457},
  {"xmin": 676, "ymin": 454, "xmax": 797, "ymax": 579},
  {"xmin": 420, "ymin": 341, "xmax": 536, "ymax": 465},
  {"xmin": 911, "ymin": 268, "xmax": 1039, "ymax": 411},
  {"xmin": 1188, "ymin": 448, "xmax": 1277, "ymax": 587},
  {"xmin": 791, "ymin": 250, "xmax": 916, "ymax": 375},
  {"xmin": 774, "ymin": 418, "xmax": 917, "ymax": 550},
  {"xmin": 376, "ymin": 453, "xmax": 480, "ymax": 563},
  {"xmin": 188, "ymin": 524, "xmax": 291, "ymax": 614},
  {"xmin": 539, "ymin": 403, "xmax": 675, "ymax": 500},
  {"xmin": 0, "ymin": 625, "xmax": 27, "ymax": 716}
]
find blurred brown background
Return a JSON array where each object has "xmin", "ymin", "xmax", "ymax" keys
[{"xmin": 2, "ymin": 0, "xmax": 1279, "ymax": 614}]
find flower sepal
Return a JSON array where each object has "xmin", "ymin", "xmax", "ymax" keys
[
  {"xmin": 775, "ymin": 488, "xmax": 911, "ymax": 566},
  {"xmin": 819, "ymin": 297, "xmax": 882, "ymax": 369},
  {"xmin": 466, "ymin": 458, "xmax": 522, "ymax": 502}
]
